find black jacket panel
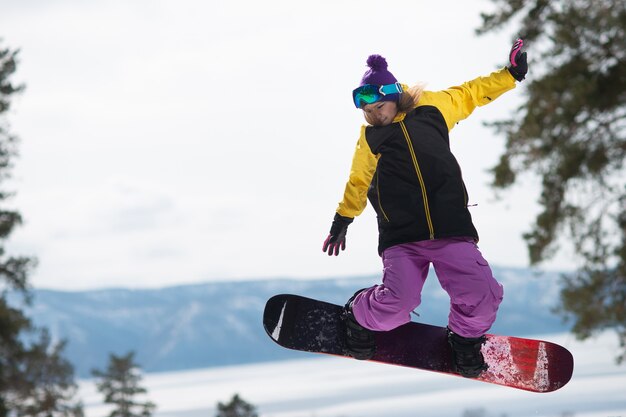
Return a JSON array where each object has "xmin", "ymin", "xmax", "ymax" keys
[{"xmin": 365, "ymin": 106, "xmax": 478, "ymax": 253}]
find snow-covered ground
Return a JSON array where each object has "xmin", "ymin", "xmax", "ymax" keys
[{"xmin": 80, "ymin": 331, "xmax": 626, "ymax": 417}]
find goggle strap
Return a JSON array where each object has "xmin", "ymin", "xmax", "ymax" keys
[{"xmin": 379, "ymin": 82, "xmax": 403, "ymax": 96}]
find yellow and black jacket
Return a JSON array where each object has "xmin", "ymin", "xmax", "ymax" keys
[{"xmin": 336, "ymin": 67, "xmax": 517, "ymax": 254}]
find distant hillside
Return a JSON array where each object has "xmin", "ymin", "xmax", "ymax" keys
[{"xmin": 9, "ymin": 267, "xmax": 569, "ymax": 377}]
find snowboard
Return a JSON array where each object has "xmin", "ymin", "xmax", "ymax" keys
[{"xmin": 263, "ymin": 294, "xmax": 574, "ymax": 393}]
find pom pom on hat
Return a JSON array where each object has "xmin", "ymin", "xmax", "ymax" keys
[
  {"xmin": 359, "ymin": 54, "xmax": 398, "ymax": 87},
  {"xmin": 366, "ymin": 54, "xmax": 389, "ymax": 71}
]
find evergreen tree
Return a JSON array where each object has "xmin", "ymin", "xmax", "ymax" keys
[
  {"xmin": 9, "ymin": 330, "xmax": 84, "ymax": 417},
  {"xmin": 0, "ymin": 40, "xmax": 83, "ymax": 416},
  {"xmin": 215, "ymin": 394, "xmax": 258, "ymax": 417},
  {"xmin": 92, "ymin": 352, "xmax": 156, "ymax": 417},
  {"xmin": 476, "ymin": 1, "xmax": 626, "ymax": 360}
]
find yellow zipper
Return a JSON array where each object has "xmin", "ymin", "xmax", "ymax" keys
[
  {"xmin": 399, "ymin": 121, "xmax": 435, "ymax": 239},
  {"xmin": 376, "ymin": 173, "xmax": 390, "ymax": 222}
]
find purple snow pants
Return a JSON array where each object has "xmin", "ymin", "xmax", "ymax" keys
[{"xmin": 351, "ymin": 238, "xmax": 504, "ymax": 338}]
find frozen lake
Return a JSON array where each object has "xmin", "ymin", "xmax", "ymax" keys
[{"xmin": 80, "ymin": 331, "xmax": 626, "ymax": 417}]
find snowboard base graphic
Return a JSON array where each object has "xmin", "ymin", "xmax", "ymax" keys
[{"xmin": 263, "ymin": 294, "xmax": 574, "ymax": 393}]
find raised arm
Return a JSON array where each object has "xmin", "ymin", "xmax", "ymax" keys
[{"xmin": 417, "ymin": 38, "xmax": 528, "ymax": 131}]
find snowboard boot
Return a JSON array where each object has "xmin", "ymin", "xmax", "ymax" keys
[
  {"xmin": 447, "ymin": 328, "xmax": 488, "ymax": 378},
  {"xmin": 341, "ymin": 290, "xmax": 376, "ymax": 360}
]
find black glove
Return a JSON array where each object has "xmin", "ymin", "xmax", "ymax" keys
[
  {"xmin": 322, "ymin": 213, "xmax": 354, "ymax": 256},
  {"xmin": 507, "ymin": 38, "xmax": 528, "ymax": 82}
]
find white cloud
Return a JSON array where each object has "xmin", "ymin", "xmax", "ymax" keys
[{"xmin": 1, "ymin": 0, "xmax": 575, "ymax": 289}]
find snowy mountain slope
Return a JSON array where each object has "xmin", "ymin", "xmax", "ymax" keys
[
  {"xmin": 11, "ymin": 266, "xmax": 570, "ymax": 377},
  {"xmin": 79, "ymin": 331, "xmax": 626, "ymax": 417}
]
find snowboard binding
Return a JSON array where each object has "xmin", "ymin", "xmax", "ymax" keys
[
  {"xmin": 447, "ymin": 328, "xmax": 488, "ymax": 378},
  {"xmin": 341, "ymin": 290, "xmax": 377, "ymax": 360}
]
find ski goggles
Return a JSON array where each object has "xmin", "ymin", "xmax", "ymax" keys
[{"xmin": 352, "ymin": 82, "xmax": 403, "ymax": 108}]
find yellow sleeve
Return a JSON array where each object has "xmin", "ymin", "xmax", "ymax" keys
[
  {"xmin": 418, "ymin": 67, "xmax": 517, "ymax": 131},
  {"xmin": 336, "ymin": 125, "xmax": 378, "ymax": 218}
]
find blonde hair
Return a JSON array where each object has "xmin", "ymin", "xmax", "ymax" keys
[{"xmin": 397, "ymin": 83, "xmax": 427, "ymax": 113}]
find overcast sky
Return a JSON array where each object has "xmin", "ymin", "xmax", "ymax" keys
[{"xmin": 0, "ymin": 0, "xmax": 576, "ymax": 291}]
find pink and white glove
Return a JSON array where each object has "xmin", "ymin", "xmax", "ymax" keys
[
  {"xmin": 508, "ymin": 38, "xmax": 528, "ymax": 81},
  {"xmin": 322, "ymin": 213, "xmax": 353, "ymax": 256}
]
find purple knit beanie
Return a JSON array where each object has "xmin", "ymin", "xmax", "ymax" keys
[{"xmin": 358, "ymin": 54, "xmax": 399, "ymax": 103}]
